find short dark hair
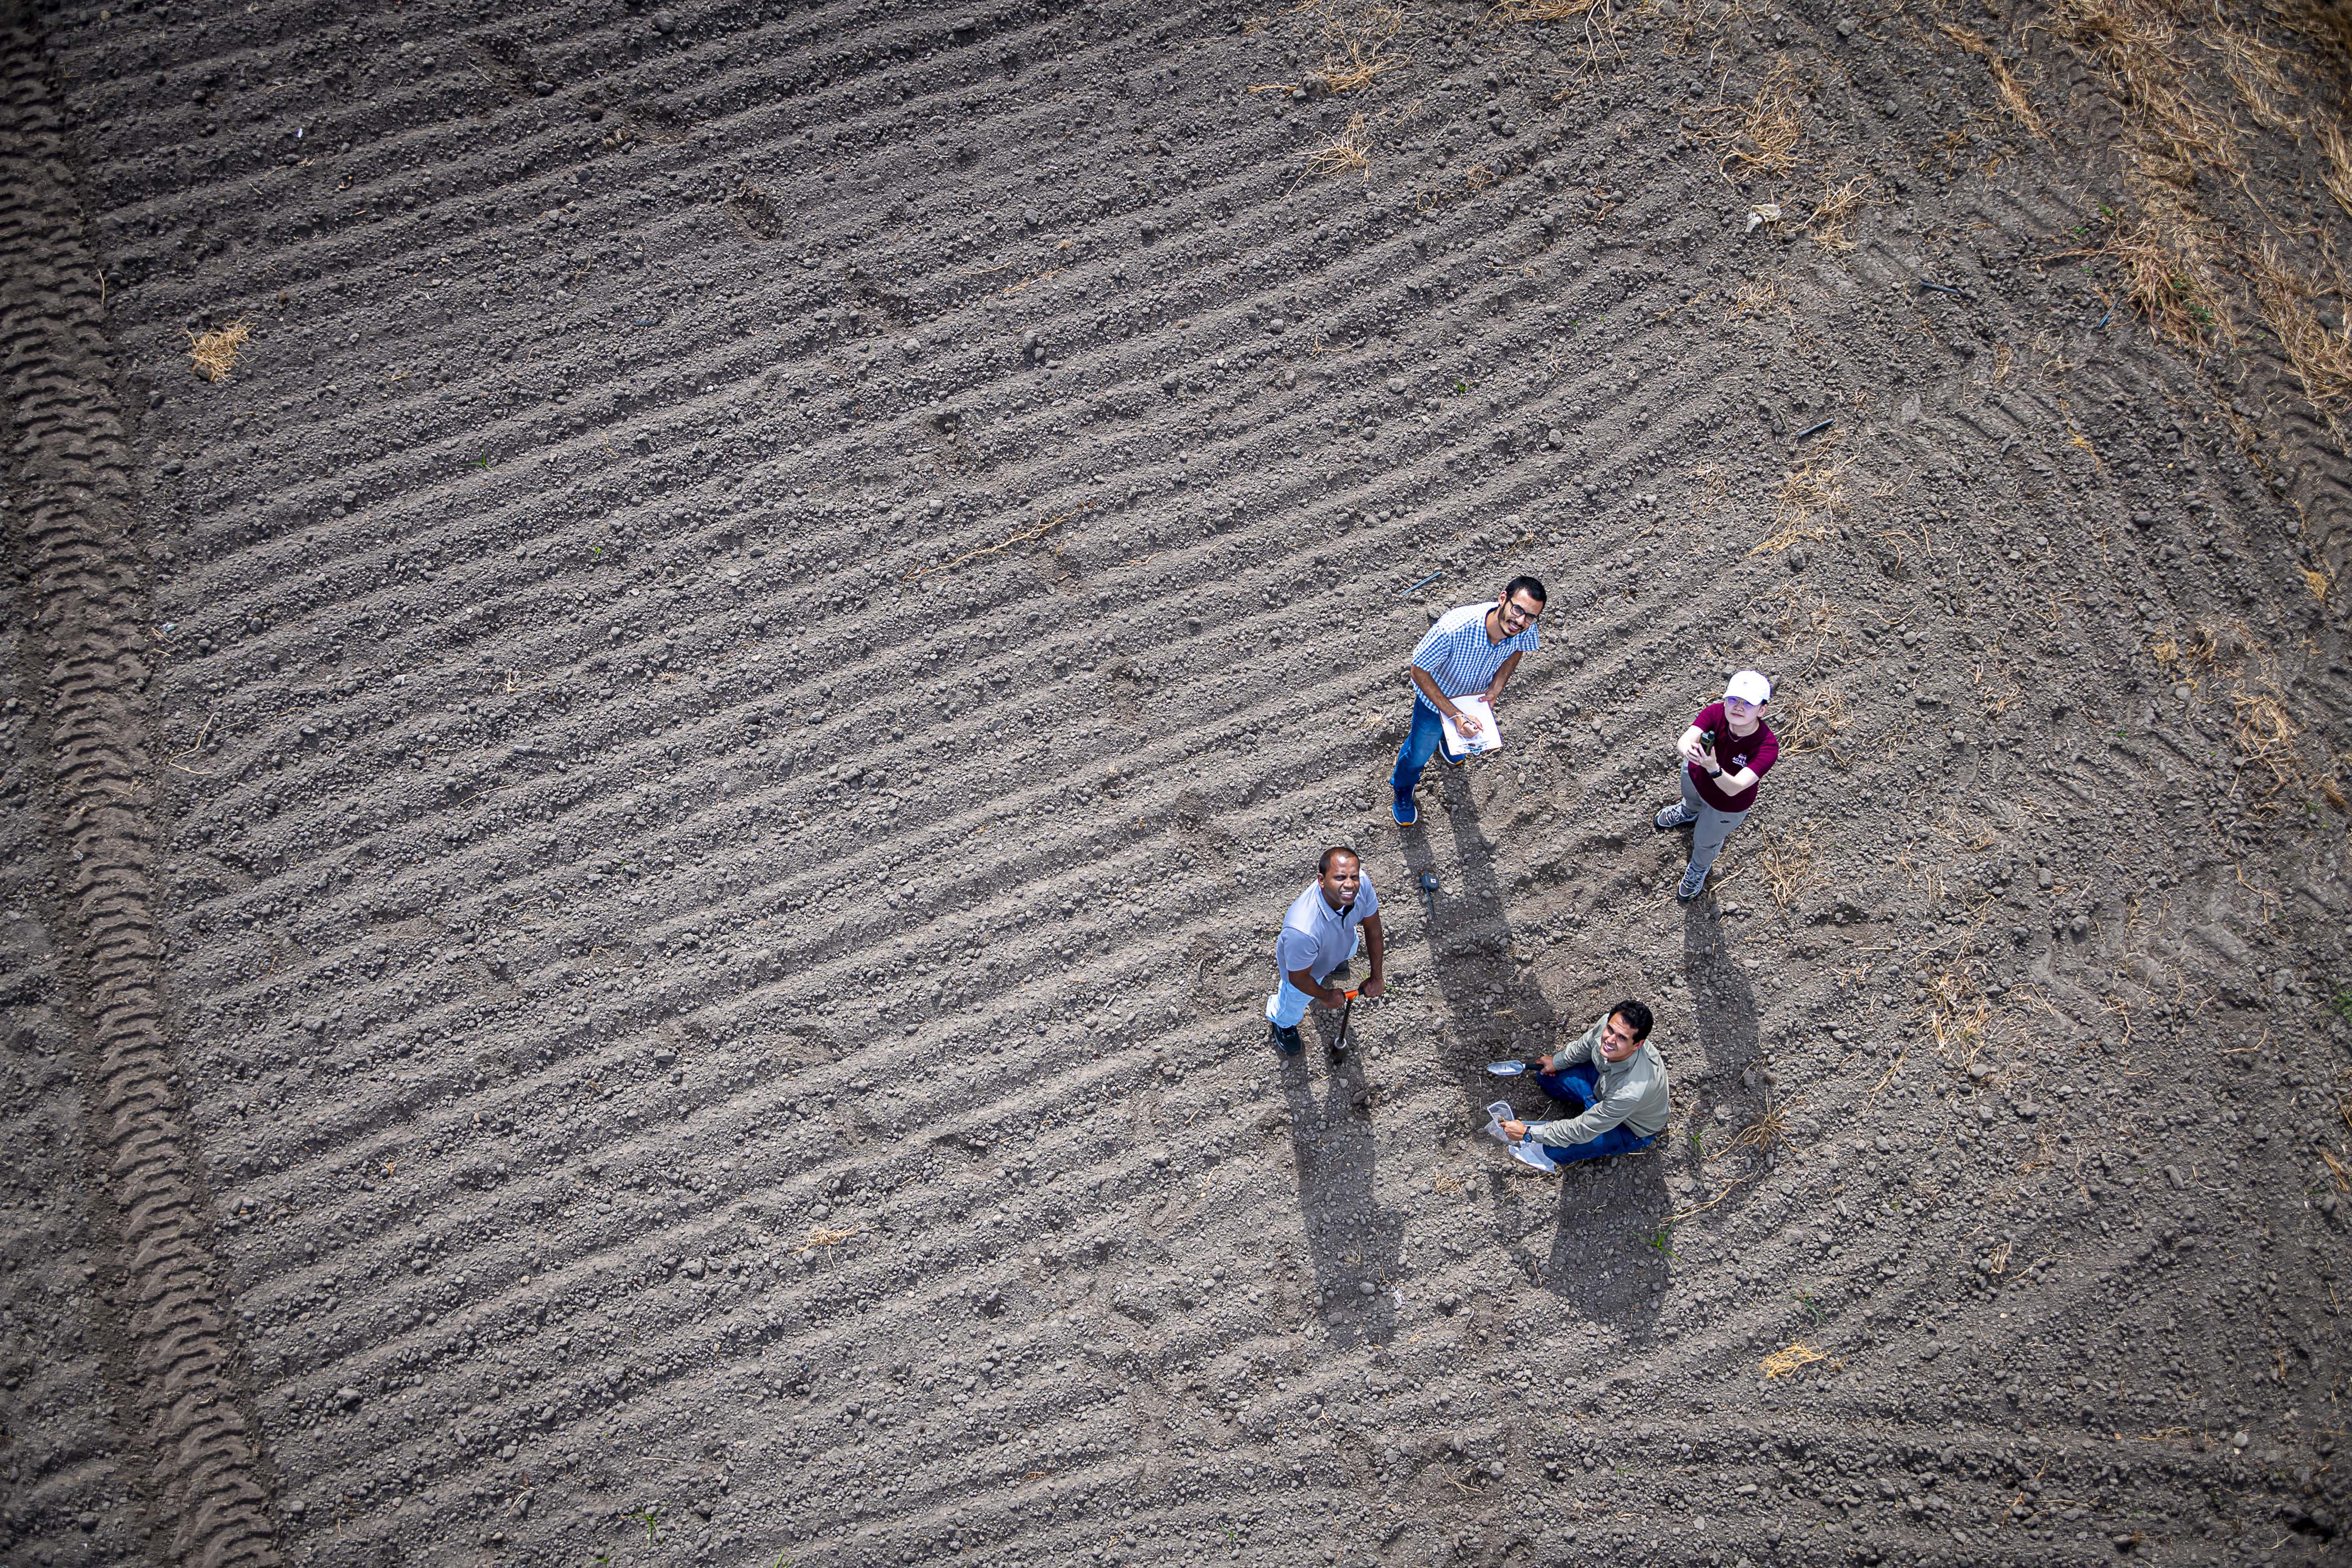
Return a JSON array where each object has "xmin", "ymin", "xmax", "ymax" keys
[
  {"xmin": 1318, "ymin": 844, "xmax": 1361, "ymax": 875},
  {"xmin": 1608, "ymin": 1000, "xmax": 1654, "ymax": 1041},
  {"xmin": 1503, "ymin": 574, "xmax": 1547, "ymax": 608}
]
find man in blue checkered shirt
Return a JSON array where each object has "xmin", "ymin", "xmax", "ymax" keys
[{"xmin": 1389, "ymin": 576, "xmax": 1546, "ymax": 826}]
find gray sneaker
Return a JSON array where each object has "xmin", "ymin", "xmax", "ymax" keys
[
  {"xmin": 1675, "ymin": 864, "xmax": 1707, "ymax": 903},
  {"xmin": 1654, "ymin": 802, "xmax": 1697, "ymax": 831}
]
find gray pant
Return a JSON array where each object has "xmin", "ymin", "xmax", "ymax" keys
[{"xmin": 1678, "ymin": 764, "xmax": 1749, "ymax": 879}]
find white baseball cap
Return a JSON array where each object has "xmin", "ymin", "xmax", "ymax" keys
[{"xmin": 1725, "ymin": 670, "xmax": 1773, "ymax": 705}]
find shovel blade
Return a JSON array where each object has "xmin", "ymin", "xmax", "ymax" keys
[{"xmin": 1485, "ymin": 1061, "xmax": 1529, "ymax": 1075}]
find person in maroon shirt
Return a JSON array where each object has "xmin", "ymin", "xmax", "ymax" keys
[{"xmin": 1654, "ymin": 670, "xmax": 1779, "ymax": 903}]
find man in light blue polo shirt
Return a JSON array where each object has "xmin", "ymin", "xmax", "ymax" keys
[
  {"xmin": 1266, "ymin": 846, "xmax": 1385, "ymax": 1057},
  {"xmin": 1390, "ymin": 576, "xmax": 1546, "ymax": 826}
]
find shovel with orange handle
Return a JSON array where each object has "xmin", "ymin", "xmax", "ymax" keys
[{"xmin": 1332, "ymin": 985, "xmax": 1360, "ymax": 1057}]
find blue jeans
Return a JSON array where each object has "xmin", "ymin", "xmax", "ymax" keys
[
  {"xmin": 1389, "ymin": 696, "xmax": 1461, "ymax": 796},
  {"xmin": 1530, "ymin": 1062, "xmax": 1658, "ymax": 1165}
]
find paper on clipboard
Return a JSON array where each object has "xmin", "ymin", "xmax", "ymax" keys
[{"xmin": 1440, "ymin": 695, "xmax": 1502, "ymax": 757}]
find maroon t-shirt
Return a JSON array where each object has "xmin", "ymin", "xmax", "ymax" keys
[{"xmin": 1686, "ymin": 701, "xmax": 1778, "ymax": 812}]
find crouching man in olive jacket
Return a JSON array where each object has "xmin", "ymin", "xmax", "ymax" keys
[{"xmin": 1499, "ymin": 1000, "xmax": 1667, "ymax": 1167}]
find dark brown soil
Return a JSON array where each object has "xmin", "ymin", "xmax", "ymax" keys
[{"xmin": 3, "ymin": 1, "xmax": 2349, "ymax": 1566}]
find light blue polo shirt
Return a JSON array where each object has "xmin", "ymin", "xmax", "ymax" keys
[{"xmin": 1274, "ymin": 877, "xmax": 1379, "ymax": 985}]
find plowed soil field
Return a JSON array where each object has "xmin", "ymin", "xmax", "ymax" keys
[{"xmin": 5, "ymin": 1, "xmax": 2351, "ymax": 1565}]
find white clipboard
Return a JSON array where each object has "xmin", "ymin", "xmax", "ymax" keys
[
  {"xmin": 1482, "ymin": 1101, "xmax": 1559, "ymax": 1171},
  {"xmin": 1440, "ymin": 695, "xmax": 1502, "ymax": 757}
]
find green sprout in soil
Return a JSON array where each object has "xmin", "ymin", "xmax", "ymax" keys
[
  {"xmin": 1643, "ymin": 1224, "xmax": 1678, "ymax": 1259},
  {"xmin": 2327, "ymin": 985, "xmax": 2352, "ymax": 1021},
  {"xmin": 1454, "ymin": 380, "xmax": 1469, "ymax": 394},
  {"xmin": 1793, "ymin": 1291, "xmax": 1824, "ymax": 1323},
  {"xmin": 633, "ymin": 1506, "xmax": 661, "ymax": 1545}
]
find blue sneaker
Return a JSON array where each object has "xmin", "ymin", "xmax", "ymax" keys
[
  {"xmin": 1676, "ymin": 864, "xmax": 1707, "ymax": 903},
  {"xmin": 1269, "ymin": 1022, "xmax": 1304, "ymax": 1056},
  {"xmin": 1392, "ymin": 791, "xmax": 1418, "ymax": 826}
]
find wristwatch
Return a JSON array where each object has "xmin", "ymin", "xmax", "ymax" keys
[{"xmin": 1707, "ymin": 765, "xmax": 1724, "ymax": 779}]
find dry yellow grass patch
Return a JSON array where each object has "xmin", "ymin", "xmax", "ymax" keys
[
  {"xmin": 1684, "ymin": 461, "xmax": 1731, "ymax": 518},
  {"xmin": 1760, "ymin": 1341, "xmax": 1825, "ymax": 1378},
  {"xmin": 1939, "ymin": 23, "xmax": 2048, "ymax": 139},
  {"xmin": 2320, "ymin": 119, "xmax": 2352, "ymax": 220},
  {"xmin": 1804, "ymin": 173, "xmax": 1875, "ymax": 251},
  {"xmin": 2047, "ymin": 205, "xmax": 2228, "ymax": 347},
  {"xmin": 1776, "ymin": 684, "xmax": 1850, "ymax": 758},
  {"xmin": 1489, "ymin": 0, "xmax": 1608, "ymax": 17},
  {"xmin": 1303, "ymin": 111, "xmax": 1374, "ymax": 177},
  {"xmin": 1922, "ymin": 966, "xmax": 1991, "ymax": 1059},
  {"xmin": 2050, "ymin": 0, "xmax": 2233, "ymax": 166},
  {"xmin": 2150, "ymin": 618, "xmax": 2340, "ymax": 807},
  {"xmin": 2213, "ymin": 22, "xmax": 2307, "ymax": 136},
  {"xmin": 1749, "ymin": 452, "xmax": 1849, "ymax": 553},
  {"xmin": 1755, "ymin": 829, "xmax": 1825, "ymax": 908},
  {"xmin": 1715, "ymin": 54, "xmax": 1805, "ymax": 179},
  {"xmin": 1727, "ymin": 273, "xmax": 1788, "ymax": 319},
  {"xmin": 1495, "ymin": 0, "xmax": 1625, "ymax": 75},
  {"xmin": 2231, "ymin": 689, "xmax": 2309, "ymax": 805},
  {"xmin": 2040, "ymin": 0, "xmax": 2246, "ymax": 345},
  {"xmin": 186, "ymin": 318, "xmax": 251, "ymax": 381},
  {"xmin": 1307, "ymin": 2, "xmax": 1411, "ymax": 93},
  {"xmin": 2249, "ymin": 237, "xmax": 2352, "ymax": 429},
  {"xmin": 795, "ymin": 1224, "xmax": 863, "ymax": 1260}
]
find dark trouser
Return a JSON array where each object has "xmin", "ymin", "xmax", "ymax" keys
[
  {"xmin": 1532, "ymin": 1062, "xmax": 1658, "ymax": 1165},
  {"xmin": 1389, "ymin": 696, "xmax": 1461, "ymax": 797}
]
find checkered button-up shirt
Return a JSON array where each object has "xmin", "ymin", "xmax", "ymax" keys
[{"xmin": 1408, "ymin": 600, "xmax": 1540, "ymax": 699}]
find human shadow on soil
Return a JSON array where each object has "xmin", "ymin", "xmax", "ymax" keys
[
  {"xmin": 1279, "ymin": 1004, "xmax": 1404, "ymax": 1347},
  {"xmin": 1679, "ymin": 895, "xmax": 1765, "ymax": 1142},
  {"xmin": 1401, "ymin": 768, "xmax": 1668, "ymax": 1338}
]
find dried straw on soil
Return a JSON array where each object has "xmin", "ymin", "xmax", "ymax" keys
[
  {"xmin": 2046, "ymin": 207, "xmax": 2227, "ymax": 347},
  {"xmin": 1775, "ymin": 684, "xmax": 1849, "ymax": 758},
  {"xmin": 1303, "ymin": 112, "xmax": 1374, "ymax": 178},
  {"xmin": 1726, "ymin": 273, "xmax": 1788, "ymax": 319},
  {"xmin": 1307, "ymin": 2, "xmax": 1410, "ymax": 93},
  {"xmin": 1750, "ymin": 452, "xmax": 1849, "ymax": 553},
  {"xmin": 1713, "ymin": 55, "xmax": 1805, "ymax": 179},
  {"xmin": 2248, "ymin": 238, "xmax": 2352, "ymax": 430},
  {"xmin": 1804, "ymin": 174, "xmax": 1874, "ymax": 251},
  {"xmin": 1759, "ymin": 1341, "xmax": 1825, "ymax": 1377},
  {"xmin": 185, "ymin": 319, "xmax": 250, "ymax": 381},
  {"xmin": 1755, "ymin": 830, "xmax": 1825, "ymax": 908},
  {"xmin": 1938, "ymin": 22, "xmax": 2048, "ymax": 139},
  {"xmin": 2320, "ymin": 119, "xmax": 2352, "ymax": 220}
]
